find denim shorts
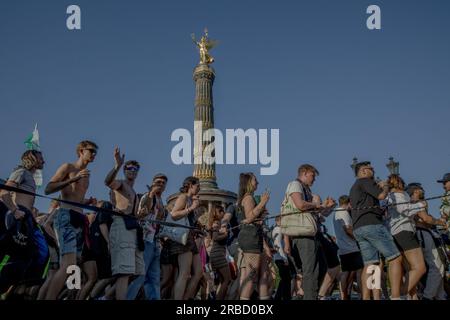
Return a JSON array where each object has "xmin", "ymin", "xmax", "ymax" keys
[
  {"xmin": 54, "ymin": 208, "xmax": 83, "ymax": 257},
  {"xmin": 353, "ymin": 224, "xmax": 400, "ymax": 265}
]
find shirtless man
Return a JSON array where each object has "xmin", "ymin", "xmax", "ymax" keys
[
  {"xmin": 105, "ymin": 147, "xmax": 144, "ymax": 300},
  {"xmin": 44, "ymin": 140, "xmax": 98, "ymax": 300}
]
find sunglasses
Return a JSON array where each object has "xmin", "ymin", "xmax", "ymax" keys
[
  {"xmin": 125, "ymin": 166, "xmax": 139, "ymax": 172},
  {"xmin": 84, "ymin": 148, "xmax": 97, "ymax": 155}
]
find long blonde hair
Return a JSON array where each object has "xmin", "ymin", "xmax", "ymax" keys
[{"xmin": 237, "ymin": 172, "xmax": 255, "ymax": 205}]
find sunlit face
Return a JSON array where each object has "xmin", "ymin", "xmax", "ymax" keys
[
  {"xmin": 189, "ymin": 181, "xmax": 200, "ymax": 195},
  {"xmin": 250, "ymin": 175, "xmax": 258, "ymax": 192},
  {"xmin": 302, "ymin": 170, "xmax": 316, "ymax": 186},
  {"xmin": 444, "ymin": 181, "xmax": 450, "ymax": 192},
  {"xmin": 80, "ymin": 146, "xmax": 97, "ymax": 163},
  {"xmin": 360, "ymin": 165, "xmax": 374, "ymax": 179},
  {"xmin": 412, "ymin": 188, "xmax": 424, "ymax": 201},
  {"xmin": 215, "ymin": 206, "xmax": 225, "ymax": 221},
  {"xmin": 152, "ymin": 178, "xmax": 167, "ymax": 194},
  {"xmin": 212, "ymin": 220, "xmax": 220, "ymax": 231},
  {"xmin": 124, "ymin": 165, "xmax": 139, "ymax": 180},
  {"xmin": 35, "ymin": 153, "xmax": 45, "ymax": 170}
]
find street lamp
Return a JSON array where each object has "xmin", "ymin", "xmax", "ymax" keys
[
  {"xmin": 386, "ymin": 156, "xmax": 400, "ymax": 175},
  {"xmin": 350, "ymin": 157, "xmax": 358, "ymax": 174}
]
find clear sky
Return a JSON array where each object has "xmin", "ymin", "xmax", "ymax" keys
[{"xmin": 1, "ymin": 0, "xmax": 449, "ymax": 233}]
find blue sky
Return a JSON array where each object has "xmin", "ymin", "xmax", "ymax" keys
[{"xmin": 1, "ymin": 0, "xmax": 449, "ymax": 233}]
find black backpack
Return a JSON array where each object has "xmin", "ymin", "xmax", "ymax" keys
[{"xmin": 0, "ymin": 203, "xmax": 35, "ymax": 259}]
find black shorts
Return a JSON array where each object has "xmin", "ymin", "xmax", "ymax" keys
[
  {"xmin": 319, "ymin": 234, "xmax": 340, "ymax": 269},
  {"xmin": 81, "ymin": 245, "xmax": 96, "ymax": 262},
  {"xmin": 393, "ymin": 231, "xmax": 420, "ymax": 252},
  {"xmin": 160, "ymin": 241, "xmax": 177, "ymax": 265},
  {"xmin": 237, "ymin": 226, "xmax": 263, "ymax": 254},
  {"xmin": 339, "ymin": 251, "xmax": 364, "ymax": 272},
  {"xmin": 96, "ymin": 254, "xmax": 112, "ymax": 279}
]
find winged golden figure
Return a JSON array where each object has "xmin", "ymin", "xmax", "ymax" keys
[{"xmin": 191, "ymin": 28, "xmax": 218, "ymax": 65}]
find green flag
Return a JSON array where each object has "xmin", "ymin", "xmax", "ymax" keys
[{"xmin": 24, "ymin": 123, "xmax": 43, "ymax": 188}]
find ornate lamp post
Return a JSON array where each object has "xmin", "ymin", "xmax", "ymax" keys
[
  {"xmin": 386, "ymin": 156, "xmax": 400, "ymax": 175},
  {"xmin": 350, "ymin": 157, "xmax": 358, "ymax": 174}
]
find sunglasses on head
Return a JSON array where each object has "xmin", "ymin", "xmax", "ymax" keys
[{"xmin": 125, "ymin": 166, "xmax": 139, "ymax": 172}]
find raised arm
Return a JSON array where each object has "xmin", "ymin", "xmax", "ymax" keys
[
  {"xmin": 104, "ymin": 147, "xmax": 124, "ymax": 190},
  {"xmin": 171, "ymin": 194, "xmax": 199, "ymax": 221},
  {"xmin": 365, "ymin": 179, "xmax": 389, "ymax": 200},
  {"xmin": 242, "ymin": 192, "xmax": 269, "ymax": 224},
  {"xmin": 290, "ymin": 192, "xmax": 319, "ymax": 212},
  {"xmin": 136, "ymin": 192, "xmax": 157, "ymax": 219}
]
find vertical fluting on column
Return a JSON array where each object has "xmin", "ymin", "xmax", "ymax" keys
[{"xmin": 193, "ymin": 63, "xmax": 217, "ymax": 188}]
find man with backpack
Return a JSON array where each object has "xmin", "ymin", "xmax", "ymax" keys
[{"xmin": 282, "ymin": 164, "xmax": 336, "ymax": 300}]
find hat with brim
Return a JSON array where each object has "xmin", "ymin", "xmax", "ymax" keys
[{"xmin": 437, "ymin": 173, "xmax": 450, "ymax": 183}]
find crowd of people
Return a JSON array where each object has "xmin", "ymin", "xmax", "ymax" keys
[{"xmin": 0, "ymin": 141, "xmax": 449, "ymax": 300}]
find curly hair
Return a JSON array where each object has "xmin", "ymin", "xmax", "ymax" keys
[{"xmin": 21, "ymin": 150, "xmax": 42, "ymax": 170}]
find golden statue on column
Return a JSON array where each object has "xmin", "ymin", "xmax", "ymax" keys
[{"xmin": 191, "ymin": 28, "xmax": 218, "ymax": 65}]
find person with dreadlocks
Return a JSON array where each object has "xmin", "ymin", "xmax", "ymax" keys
[
  {"xmin": 0, "ymin": 149, "xmax": 47, "ymax": 294},
  {"xmin": 0, "ymin": 150, "xmax": 45, "ymax": 218}
]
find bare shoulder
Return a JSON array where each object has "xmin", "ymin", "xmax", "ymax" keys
[
  {"xmin": 59, "ymin": 163, "xmax": 74, "ymax": 173},
  {"xmin": 109, "ymin": 179, "xmax": 124, "ymax": 191},
  {"xmin": 113, "ymin": 178, "xmax": 124, "ymax": 185},
  {"xmin": 174, "ymin": 193, "xmax": 188, "ymax": 206},
  {"xmin": 242, "ymin": 194, "xmax": 255, "ymax": 206},
  {"xmin": 49, "ymin": 163, "xmax": 72, "ymax": 181}
]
